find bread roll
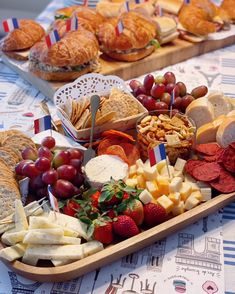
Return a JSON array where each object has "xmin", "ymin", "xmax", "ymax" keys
[
  {"xmin": 227, "ymin": 110, "xmax": 235, "ymax": 117},
  {"xmin": 216, "ymin": 117, "xmax": 235, "ymax": 147},
  {"xmin": 207, "ymin": 91, "xmax": 232, "ymax": 118}
]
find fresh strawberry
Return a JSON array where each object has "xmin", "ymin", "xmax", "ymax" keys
[
  {"xmin": 123, "ymin": 192, "xmax": 130, "ymax": 200},
  {"xmin": 63, "ymin": 200, "xmax": 81, "ymax": 217},
  {"xmin": 143, "ymin": 203, "xmax": 167, "ymax": 227},
  {"xmin": 93, "ymin": 218, "xmax": 113, "ymax": 245},
  {"xmin": 99, "ymin": 179, "xmax": 125, "ymax": 207},
  {"xmin": 107, "ymin": 209, "xmax": 117, "ymax": 219},
  {"xmin": 91, "ymin": 191, "xmax": 101, "ymax": 208},
  {"xmin": 123, "ymin": 199, "xmax": 144, "ymax": 226},
  {"xmin": 113, "ymin": 215, "xmax": 139, "ymax": 239}
]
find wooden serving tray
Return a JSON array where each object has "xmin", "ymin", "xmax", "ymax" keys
[
  {"xmin": 2, "ymin": 34, "xmax": 235, "ymax": 100},
  {"xmin": 1, "ymin": 192, "xmax": 235, "ymax": 282}
]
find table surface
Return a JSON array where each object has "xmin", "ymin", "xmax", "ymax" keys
[{"xmin": 0, "ymin": 1, "xmax": 235, "ymax": 293}]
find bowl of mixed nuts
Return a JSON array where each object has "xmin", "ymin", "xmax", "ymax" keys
[{"xmin": 136, "ymin": 111, "xmax": 196, "ymax": 164}]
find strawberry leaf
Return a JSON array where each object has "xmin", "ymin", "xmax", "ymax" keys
[
  {"xmin": 116, "ymin": 202, "xmax": 127, "ymax": 213},
  {"xmin": 87, "ymin": 223, "xmax": 94, "ymax": 239},
  {"xmin": 99, "ymin": 191, "xmax": 111, "ymax": 203},
  {"xmin": 80, "ymin": 216, "xmax": 92, "ymax": 225}
]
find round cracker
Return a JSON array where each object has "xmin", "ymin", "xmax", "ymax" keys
[
  {"xmin": 0, "ymin": 149, "xmax": 17, "ymax": 171},
  {"xmin": 101, "ymin": 99, "xmax": 129, "ymax": 119},
  {"xmin": 96, "ymin": 111, "xmax": 116, "ymax": 126}
]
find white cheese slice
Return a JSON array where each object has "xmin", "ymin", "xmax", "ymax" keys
[
  {"xmin": 51, "ymin": 259, "xmax": 77, "ymax": 267},
  {"xmin": 14, "ymin": 200, "xmax": 28, "ymax": 231},
  {"xmin": 83, "ymin": 241, "xmax": 104, "ymax": 257},
  {"xmin": 1, "ymin": 230, "xmax": 28, "ymax": 246},
  {"xmin": 29, "ymin": 216, "xmax": 61, "ymax": 230},
  {"xmin": 22, "ymin": 253, "xmax": 38, "ymax": 266},
  {"xmin": 0, "ymin": 243, "xmax": 27, "ymax": 262},
  {"xmin": 23, "ymin": 229, "xmax": 64, "ymax": 244},
  {"xmin": 84, "ymin": 155, "xmax": 128, "ymax": 188}
]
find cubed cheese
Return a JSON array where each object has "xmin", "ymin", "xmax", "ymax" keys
[
  {"xmin": 156, "ymin": 160, "xmax": 167, "ymax": 173},
  {"xmin": 137, "ymin": 175, "xmax": 146, "ymax": 189},
  {"xmin": 129, "ymin": 165, "xmax": 137, "ymax": 177},
  {"xmin": 173, "ymin": 170, "xmax": 184, "ymax": 179},
  {"xmin": 190, "ymin": 191, "xmax": 203, "ymax": 202},
  {"xmin": 139, "ymin": 189, "xmax": 153, "ymax": 204},
  {"xmin": 172, "ymin": 201, "xmax": 185, "ymax": 216},
  {"xmin": 174, "ymin": 158, "xmax": 187, "ymax": 172},
  {"xmin": 156, "ymin": 176, "xmax": 169, "ymax": 195},
  {"xmin": 168, "ymin": 192, "xmax": 181, "ymax": 205},
  {"xmin": 136, "ymin": 159, "xmax": 144, "ymax": 168},
  {"xmin": 157, "ymin": 195, "xmax": 174, "ymax": 213},
  {"xmin": 169, "ymin": 177, "xmax": 183, "ymax": 193},
  {"xmin": 146, "ymin": 181, "xmax": 161, "ymax": 198},
  {"xmin": 200, "ymin": 188, "xmax": 212, "ymax": 201},
  {"xmin": 180, "ymin": 182, "xmax": 192, "ymax": 201},
  {"xmin": 184, "ymin": 196, "xmax": 200, "ymax": 210},
  {"xmin": 197, "ymin": 181, "xmax": 210, "ymax": 188},
  {"xmin": 190, "ymin": 182, "xmax": 200, "ymax": 192},
  {"xmin": 184, "ymin": 174, "xmax": 197, "ymax": 183},
  {"xmin": 143, "ymin": 165, "xmax": 158, "ymax": 181},
  {"xmin": 136, "ymin": 166, "xmax": 144, "ymax": 176},
  {"xmin": 160, "ymin": 165, "xmax": 174, "ymax": 178},
  {"xmin": 125, "ymin": 178, "xmax": 138, "ymax": 188}
]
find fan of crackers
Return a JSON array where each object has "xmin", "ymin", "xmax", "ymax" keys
[
  {"xmin": 0, "ymin": 130, "xmax": 36, "ymax": 220},
  {"xmin": 62, "ymin": 88, "xmax": 140, "ymax": 131}
]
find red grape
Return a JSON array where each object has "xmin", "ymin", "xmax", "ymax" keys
[
  {"xmin": 22, "ymin": 147, "xmax": 38, "ymax": 161},
  {"xmin": 22, "ymin": 163, "xmax": 40, "ymax": 178},
  {"xmin": 176, "ymin": 82, "xmax": 187, "ymax": 97},
  {"xmin": 54, "ymin": 179, "xmax": 75, "ymax": 198},
  {"xmin": 191, "ymin": 86, "xmax": 208, "ymax": 98},
  {"xmin": 72, "ymin": 173, "xmax": 85, "ymax": 187},
  {"xmin": 142, "ymin": 96, "xmax": 157, "ymax": 111},
  {"xmin": 68, "ymin": 148, "xmax": 83, "ymax": 160},
  {"xmin": 57, "ymin": 164, "xmax": 77, "ymax": 181},
  {"xmin": 29, "ymin": 174, "xmax": 45, "ymax": 191},
  {"xmin": 35, "ymin": 187, "xmax": 48, "ymax": 200},
  {"xmin": 35, "ymin": 157, "xmax": 51, "ymax": 172},
  {"xmin": 15, "ymin": 160, "xmax": 33, "ymax": 176},
  {"xmin": 41, "ymin": 136, "xmax": 56, "ymax": 149},
  {"xmin": 181, "ymin": 95, "xmax": 195, "ymax": 111},
  {"xmin": 165, "ymin": 83, "xmax": 175, "ymax": 94},
  {"xmin": 129, "ymin": 80, "xmax": 142, "ymax": 91},
  {"xmin": 154, "ymin": 75, "xmax": 166, "ymax": 85},
  {"xmin": 160, "ymin": 93, "xmax": 171, "ymax": 106},
  {"xmin": 53, "ymin": 150, "xmax": 70, "ymax": 168},
  {"xmin": 70, "ymin": 158, "xmax": 82, "ymax": 172},
  {"xmin": 38, "ymin": 146, "xmax": 53, "ymax": 161},
  {"xmin": 42, "ymin": 169, "xmax": 58, "ymax": 185},
  {"xmin": 173, "ymin": 97, "xmax": 182, "ymax": 110},
  {"xmin": 154, "ymin": 101, "xmax": 169, "ymax": 113},
  {"xmin": 164, "ymin": 72, "xmax": 176, "ymax": 84},
  {"xmin": 73, "ymin": 186, "xmax": 82, "ymax": 196},
  {"xmin": 137, "ymin": 94, "xmax": 148, "ymax": 104},
  {"xmin": 133, "ymin": 86, "xmax": 147, "ymax": 97},
  {"xmin": 151, "ymin": 83, "xmax": 166, "ymax": 99},
  {"xmin": 143, "ymin": 74, "xmax": 154, "ymax": 91}
]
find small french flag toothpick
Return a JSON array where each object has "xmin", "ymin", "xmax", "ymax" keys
[
  {"xmin": 45, "ymin": 29, "xmax": 60, "ymax": 48},
  {"xmin": 48, "ymin": 185, "xmax": 59, "ymax": 212},
  {"xmin": 2, "ymin": 18, "xmax": 19, "ymax": 32},
  {"xmin": 148, "ymin": 143, "xmax": 166, "ymax": 167},
  {"xmin": 83, "ymin": 0, "xmax": 88, "ymax": 6},
  {"xmin": 34, "ymin": 115, "xmax": 51, "ymax": 134},
  {"xmin": 135, "ymin": 0, "xmax": 148, "ymax": 4},
  {"xmin": 184, "ymin": 0, "xmax": 190, "ymax": 3},
  {"xmin": 115, "ymin": 20, "xmax": 124, "ymax": 36},
  {"xmin": 123, "ymin": 1, "xmax": 130, "ymax": 12},
  {"xmin": 155, "ymin": 5, "xmax": 163, "ymax": 17},
  {"xmin": 66, "ymin": 16, "xmax": 79, "ymax": 32}
]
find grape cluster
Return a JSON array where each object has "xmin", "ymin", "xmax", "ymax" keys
[
  {"xmin": 130, "ymin": 72, "xmax": 208, "ymax": 113},
  {"xmin": 15, "ymin": 136, "xmax": 84, "ymax": 199}
]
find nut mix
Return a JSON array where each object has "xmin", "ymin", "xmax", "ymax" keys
[{"xmin": 137, "ymin": 113, "xmax": 196, "ymax": 164}]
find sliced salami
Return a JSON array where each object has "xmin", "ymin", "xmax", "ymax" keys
[
  {"xmin": 204, "ymin": 148, "xmax": 224, "ymax": 163},
  {"xmin": 192, "ymin": 162, "xmax": 221, "ymax": 182},
  {"xmin": 222, "ymin": 146, "xmax": 235, "ymax": 173},
  {"xmin": 185, "ymin": 159, "xmax": 206, "ymax": 176},
  {"xmin": 195, "ymin": 143, "xmax": 221, "ymax": 156},
  {"xmin": 230, "ymin": 142, "xmax": 235, "ymax": 150},
  {"xmin": 210, "ymin": 169, "xmax": 235, "ymax": 193}
]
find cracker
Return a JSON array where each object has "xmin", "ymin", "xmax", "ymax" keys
[
  {"xmin": 0, "ymin": 147, "xmax": 20, "ymax": 162},
  {"xmin": 96, "ymin": 111, "xmax": 116, "ymax": 126},
  {"xmin": 75, "ymin": 109, "xmax": 90, "ymax": 130},
  {"xmin": 101, "ymin": 99, "xmax": 129, "ymax": 119},
  {"xmin": 70, "ymin": 100, "xmax": 78, "ymax": 124},
  {"xmin": 2, "ymin": 135, "xmax": 36, "ymax": 152},
  {"xmin": 84, "ymin": 110, "xmax": 102, "ymax": 129},
  {"xmin": 0, "ymin": 149, "xmax": 17, "ymax": 171}
]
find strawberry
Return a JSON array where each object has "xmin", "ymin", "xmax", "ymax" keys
[
  {"xmin": 143, "ymin": 203, "xmax": 167, "ymax": 227},
  {"xmin": 123, "ymin": 199, "xmax": 144, "ymax": 226},
  {"xmin": 91, "ymin": 191, "xmax": 101, "ymax": 208},
  {"xmin": 107, "ymin": 209, "xmax": 117, "ymax": 219},
  {"xmin": 99, "ymin": 179, "xmax": 125, "ymax": 207},
  {"xmin": 93, "ymin": 218, "xmax": 113, "ymax": 245},
  {"xmin": 123, "ymin": 192, "xmax": 130, "ymax": 200},
  {"xmin": 63, "ymin": 200, "xmax": 81, "ymax": 217},
  {"xmin": 113, "ymin": 215, "xmax": 139, "ymax": 239}
]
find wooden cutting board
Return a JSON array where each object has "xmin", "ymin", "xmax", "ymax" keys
[{"xmin": 2, "ymin": 35, "xmax": 235, "ymax": 101}]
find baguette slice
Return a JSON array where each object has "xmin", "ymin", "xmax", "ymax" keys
[
  {"xmin": 196, "ymin": 122, "xmax": 217, "ymax": 144},
  {"xmin": 207, "ymin": 91, "xmax": 232, "ymax": 118},
  {"xmin": 185, "ymin": 97, "xmax": 214, "ymax": 128},
  {"xmin": 216, "ymin": 117, "xmax": 235, "ymax": 147}
]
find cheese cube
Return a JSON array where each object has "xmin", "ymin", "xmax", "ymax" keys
[
  {"xmin": 136, "ymin": 159, "xmax": 144, "ymax": 168},
  {"xmin": 180, "ymin": 182, "xmax": 192, "ymax": 201},
  {"xmin": 136, "ymin": 166, "xmax": 144, "ymax": 176},
  {"xmin": 190, "ymin": 182, "xmax": 200, "ymax": 192},
  {"xmin": 143, "ymin": 165, "xmax": 158, "ymax": 181},
  {"xmin": 173, "ymin": 170, "xmax": 184, "ymax": 179},
  {"xmin": 190, "ymin": 191, "xmax": 203, "ymax": 202},
  {"xmin": 129, "ymin": 165, "xmax": 137, "ymax": 177},
  {"xmin": 184, "ymin": 196, "xmax": 200, "ymax": 210},
  {"xmin": 156, "ymin": 160, "xmax": 167, "ymax": 173},
  {"xmin": 174, "ymin": 158, "xmax": 187, "ymax": 172},
  {"xmin": 184, "ymin": 174, "xmax": 197, "ymax": 183},
  {"xmin": 168, "ymin": 192, "xmax": 181, "ymax": 205},
  {"xmin": 125, "ymin": 178, "xmax": 138, "ymax": 188},
  {"xmin": 169, "ymin": 177, "xmax": 183, "ymax": 193},
  {"xmin": 156, "ymin": 176, "xmax": 169, "ymax": 195},
  {"xmin": 172, "ymin": 201, "xmax": 185, "ymax": 216},
  {"xmin": 146, "ymin": 181, "xmax": 161, "ymax": 198},
  {"xmin": 137, "ymin": 175, "xmax": 146, "ymax": 189},
  {"xmin": 139, "ymin": 189, "xmax": 153, "ymax": 204},
  {"xmin": 200, "ymin": 188, "xmax": 212, "ymax": 201},
  {"xmin": 157, "ymin": 195, "xmax": 174, "ymax": 213},
  {"xmin": 144, "ymin": 159, "xmax": 150, "ymax": 168},
  {"xmin": 160, "ymin": 165, "xmax": 174, "ymax": 178},
  {"xmin": 197, "ymin": 181, "xmax": 210, "ymax": 188}
]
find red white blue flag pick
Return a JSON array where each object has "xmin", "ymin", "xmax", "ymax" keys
[
  {"xmin": 66, "ymin": 16, "xmax": 79, "ymax": 32},
  {"xmin": 170, "ymin": 87, "xmax": 176, "ymax": 107},
  {"xmin": 184, "ymin": 0, "xmax": 190, "ymax": 3},
  {"xmin": 115, "ymin": 20, "xmax": 124, "ymax": 36},
  {"xmin": 148, "ymin": 143, "xmax": 166, "ymax": 167},
  {"xmin": 2, "ymin": 18, "xmax": 19, "ymax": 32},
  {"xmin": 135, "ymin": 0, "xmax": 148, "ymax": 4},
  {"xmin": 45, "ymin": 29, "xmax": 60, "ymax": 48},
  {"xmin": 34, "ymin": 115, "xmax": 51, "ymax": 134},
  {"xmin": 48, "ymin": 185, "xmax": 59, "ymax": 212},
  {"xmin": 83, "ymin": 0, "xmax": 88, "ymax": 6},
  {"xmin": 155, "ymin": 5, "xmax": 163, "ymax": 17},
  {"xmin": 123, "ymin": 1, "xmax": 130, "ymax": 12}
]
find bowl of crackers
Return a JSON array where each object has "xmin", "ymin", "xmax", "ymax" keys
[{"xmin": 54, "ymin": 73, "xmax": 147, "ymax": 142}]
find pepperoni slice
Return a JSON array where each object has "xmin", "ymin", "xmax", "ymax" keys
[
  {"xmin": 230, "ymin": 142, "xmax": 235, "ymax": 150},
  {"xmin": 203, "ymin": 148, "xmax": 224, "ymax": 163},
  {"xmin": 210, "ymin": 168, "xmax": 235, "ymax": 193},
  {"xmin": 185, "ymin": 159, "xmax": 206, "ymax": 176},
  {"xmin": 119, "ymin": 142, "xmax": 140, "ymax": 166},
  {"xmin": 222, "ymin": 146, "xmax": 235, "ymax": 173},
  {"xmin": 192, "ymin": 162, "xmax": 221, "ymax": 182},
  {"xmin": 195, "ymin": 143, "xmax": 221, "ymax": 156},
  {"xmin": 101, "ymin": 130, "xmax": 135, "ymax": 142},
  {"xmin": 97, "ymin": 137, "xmax": 124, "ymax": 155},
  {"xmin": 105, "ymin": 145, "xmax": 129, "ymax": 164}
]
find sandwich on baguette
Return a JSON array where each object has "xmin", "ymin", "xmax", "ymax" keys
[
  {"xmin": 1, "ymin": 19, "xmax": 45, "ymax": 61},
  {"xmin": 98, "ymin": 11, "xmax": 157, "ymax": 62},
  {"xmin": 152, "ymin": 16, "xmax": 178, "ymax": 44},
  {"xmin": 156, "ymin": 0, "xmax": 184, "ymax": 15},
  {"xmin": 29, "ymin": 28, "xmax": 100, "ymax": 81}
]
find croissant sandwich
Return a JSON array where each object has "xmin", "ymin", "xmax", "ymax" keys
[
  {"xmin": 221, "ymin": 0, "xmax": 235, "ymax": 21},
  {"xmin": 1, "ymin": 19, "xmax": 45, "ymax": 61},
  {"xmin": 29, "ymin": 28, "xmax": 100, "ymax": 81},
  {"xmin": 98, "ymin": 11, "xmax": 157, "ymax": 62}
]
